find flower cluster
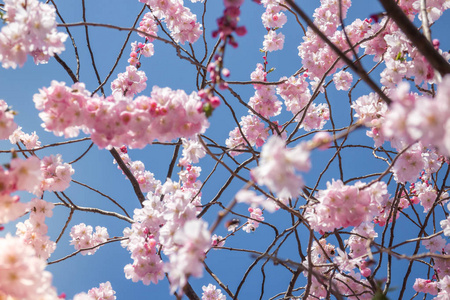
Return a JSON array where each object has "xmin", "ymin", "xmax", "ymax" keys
[
  {"xmin": 383, "ymin": 77, "xmax": 450, "ymax": 158},
  {"xmin": 120, "ymin": 146, "xmax": 208, "ymax": 293},
  {"xmin": 422, "ymin": 235, "xmax": 447, "ymax": 253},
  {"xmin": 351, "ymin": 92, "xmax": 388, "ymax": 147},
  {"xmin": 226, "ymin": 115, "xmax": 269, "ymax": 156},
  {"xmin": 225, "ymin": 62, "xmax": 296, "ymax": 156},
  {"xmin": 122, "ymin": 195, "xmax": 165, "ymax": 286},
  {"xmin": 128, "ymin": 41, "xmax": 155, "ymax": 67},
  {"xmin": 276, "ymin": 75, "xmax": 309, "ymax": 113},
  {"xmin": 166, "ymin": 219, "xmax": 211, "ymax": 293},
  {"xmin": 0, "ymin": 0, "xmax": 67, "ymax": 68},
  {"xmin": 0, "ymin": 234, "xmax": 59, "ymax": 299},
  {"xmin": 260, "ymin": 1, "xmax": 287, "ymax": 52},
  {"xmin": 126, "ymin": 12, "xmax": 158, "ymax": 69},
  {"xmin": 260, "ymin": 0, "xmax": 288, "ymax": 29},
  {"xmin": 333, "ymin": 70, "xmax": 353, "ymax": 91},
  {"xmin": 122, "ymin": 194, "xmax": 209, "ymax": 293},
  {"xmin": 439, "ymin": 201, "xmax": 450, "ymax": 238},
  {"xmin": 137, "ymin": 12, "xmax": 159, "ymax": 42},
  {"xmin": 346, "ymin": 222, "xmax": 378, "ymax": 260},
  {"xmin": 412, "ymin": 177, "xmax": 449, "ymax": 213},
  {"xmin": 179, "ymin": 137, "xmax": 206, "ymax": 166},
  {"xmin": 211, "ymin": 234, "xmax": 225, "ymax": 249},
  {"xmin": 86, "ymin": 281, "xmax": 116, "ymax": 300},
  {"xmin": 127, "ymin": 11, "xmax": 159, "ymax": 67},
  {"xmin": 263, "ymin": 30, "xmax": 284, "ymax": 52},
  {"xmin": 276, "ymin": 74, "xmax": 330, "ymax": 131},
  {"xmin": 212, "ymin": 0, "xmax": 247, "ymax": 47},
  {"xmin": 202, "ymin": 283, "xmax": 226, "ymax": 300},
  {"xmin": 33, "ymin": 81, "xmax": 91, "ymax": 138},
  {"xmin": 114, "ymin": 146, "xmax": 162, "ymax": 194},
  {"xmin": 138, "ymin": 0, "xmax": 202, "ymax": 44},
  {"xmin": 243, "ymin": 207, "xmax": 264, "ymax": 233},
  {"xmin": 361, "ymin": 11, "xmax": 449, "ymax": 91},
  {"xmin": 249, "ymin": 64, "xmax": 282, "ymax": 118},
  {"xmin": 34, "ymin": 81, "xmax": 209, "ymax": 148},
  {"xmin": 413, "ymin": 278, "xmax": 438, "ymax": 296},
  {"xmin": 16, "ymin": 198, "xmax": 56, "ymax": 260},
  {"xmin": 298, "ymin": 0, "xmax": 365, "ymax": 81},
  {"xmin": 9, "ymin": 127, "xmax": 41, "ymax": 149},
  {"xmin": 252, "ymin": 135, "xmax": 311, "ymax": 199},
  {"xmin": 69, "ymin": 223, "xmax": 109, "ymax": 255},
  {"xmin": 40, "ymin": 154, "xmax": 74, "ymax": 193},
  {"xmin": 391, "ymin": 144, "xmax": 425, "ymax": 183},
  {"xmin": 301, "ymin": 239, "xmax": 337, "ymax": 298},
  {"xmin": 178, "ymin": 164, "xmax": 202, "ymax": 190},
  {"xmin": 8, "ymin": 128, "xmax": 73, "ymax": 194},
  {"xmin": 111, "ymin": 65, "xmax": 147, "ymax": 97},
  {"xmin": 73, "ymin": 281, "xmax": 117, "ymax": 300},
  {"xmin": 305, "ymin": 180, "xmax": 389, "ymax": 233},
  {"xmin": 0, "ymin": 156, "xmax": 42, "ymax": 223}
]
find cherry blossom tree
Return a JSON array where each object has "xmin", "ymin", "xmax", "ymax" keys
[{"xmin": 1, "ymin": 0, "xmax": 450, "ymax": 299}]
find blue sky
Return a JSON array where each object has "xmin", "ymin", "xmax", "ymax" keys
[{"xmin": 1, "ymin": 0, "xmax": 450, "ymax": 299}]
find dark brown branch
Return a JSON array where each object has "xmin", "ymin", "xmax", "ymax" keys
[
  {"xmin": 50, "ymin": 0, "xmax": 80, "ymax": 80},
  {"xmin": 53, "ymin": 54, "xmax": 78, "ymax": 83},
  {"xmin": 68, "ymin": 142, "xmax": 94, "ymax": 164},
  {"xmin": 183, "ymin": 283, "xmax": 200, "ymax": 300},
  {"xmin": 81, "ymin": 0, "xmax": 104, "ymax": 95},
  {"xmin": 72, "ymin": 179, "xmax": 131, "ymax": 218},
  {"xmin": 58, "ymin": 22, "xmax": 207, "ymax": 71},
  {"xmin": 109, "ymin": 148, "xmax": 146, "ymax": 206}
]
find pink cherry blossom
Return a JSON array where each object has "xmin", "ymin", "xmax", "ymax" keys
[
  {"xmin": 114, "ymin": 147, "xmax": 161, "ymax": 194},
  {"xmin": 333, "ymin": 70, "xmax": 353, "ymax": 91},
  {"xmin": 202, "ymin": 283, "xmax": 226, "ymax": 300},
  {"xmin": 211, "ymin": 234, "xmax": 225, "ymax": 249},
  {"xmin": 226, "ymin": 115, "xmax": 269, "ymax": 156},
  {"xmin": 263, "ymin": 30, "xmax": 285, "ymax": 52},
  {"xmin": 305, "ymin": 180, "xmax": 388, "ymax": 233},
  {"xmin": 111, "ymin": 65, "xmax": 147, "ymax": 97},
  {"xmin": 138, "ymin": 0, "xmax": 202, "ymax": 44},
  {"xmin": 166, "ymin": 219, "xmax": 211, "ymax": 293},
  {"xmin": 438, "ymin": 275, "xmax": 450, "ymax": 294},
  {"xmin": 0, "ymin": 0, "xmax": 67, "ymax": 68},
  {"xmin": 0, "ymin": 194, "xmax": 26, "ymax": 224},
  {"xmin": 9, "ymin": 155, "xmax": 42, "ymax": 193},
  {"xmin": 40, "ymin": 154, "xmax": 74, "ymax": 193},
  {"xmin": 0, "ymin": 234, "xmax": 58, "ymax": 299},
  {"xmin": 9, "ymin": 127, "xmax": 41, "ymax": 149},
  {"xmin": 70, "ymin": 223, "xmax": 109, "ymax": 255},
  {"xmin": 413, "ymin": 278, "xmax": 438, "ymax": 295},
  {"xmin": 16, "ymin": 198, "xmax": 56, "ymax": 259},
  {"xmin": 243, "ymin": 207, "xmax": 264, "ymax": 233},
  {"xmin": 137, "ymin": 12, "xmax": 159, "ymax": 42},
  {"xmin": 180, "ymin": 137, "xmax": 206, "ymax": 165},
  {"xmin": 251, "ymin": 135, "xmax": 310, "ymax": 199},
  {"xmin": 87, "ymin": 281, "xmax": 116, "ymax": 300},
  {"xmin": 34, "ymin": 81, "xmax": 209, "ymax": 148},
  {"xmin": 422, "ymin": 235, "xmax": 446, "ymax": 253}
]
